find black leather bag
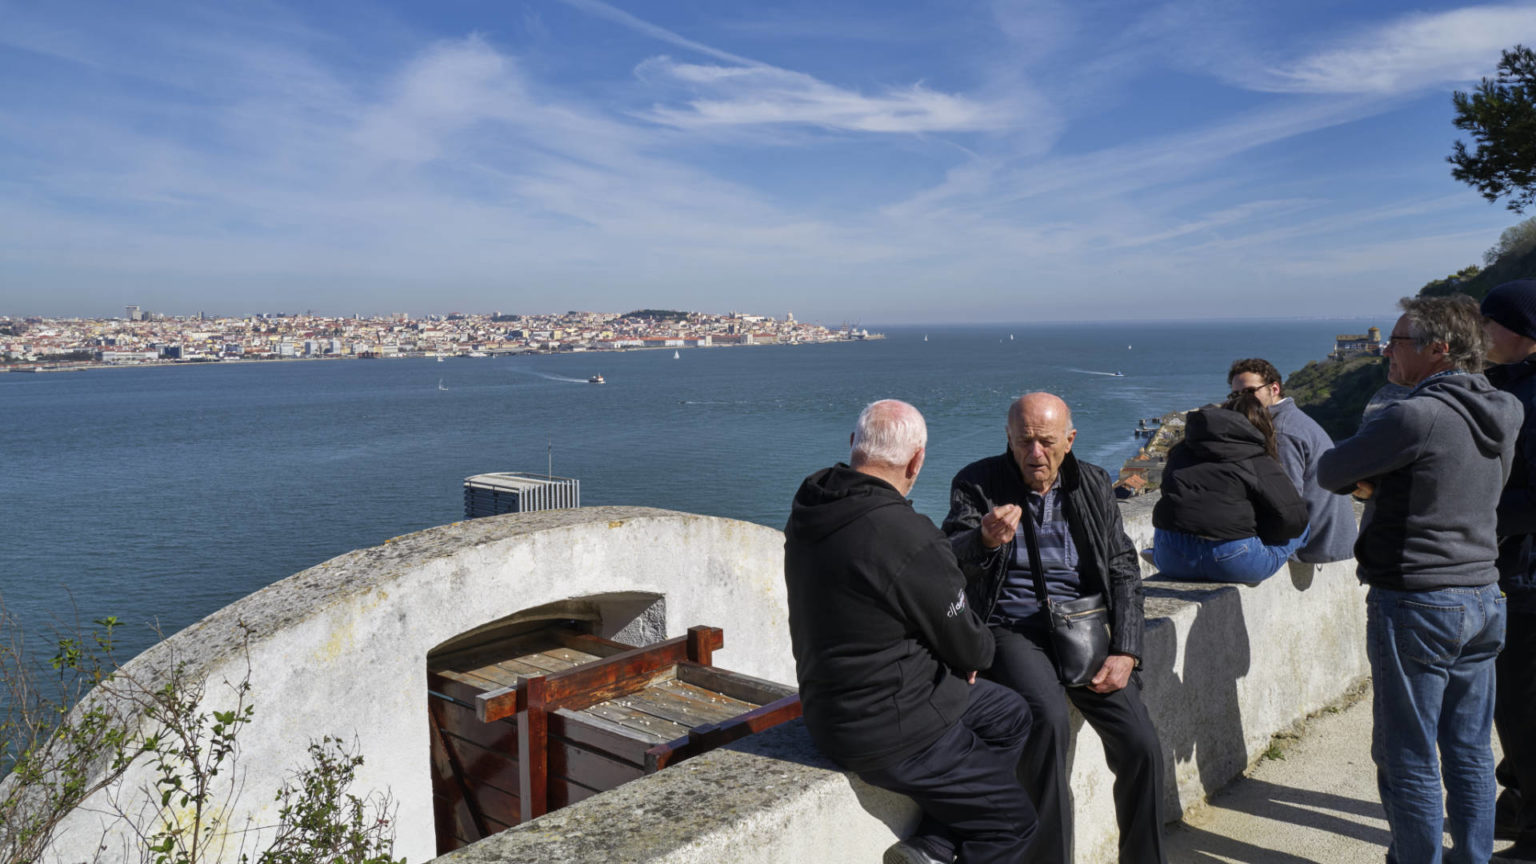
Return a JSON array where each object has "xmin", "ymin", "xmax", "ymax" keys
[{"xmin": 1019, "ymin": 509, "xmax": 1110, "ymax": 687}]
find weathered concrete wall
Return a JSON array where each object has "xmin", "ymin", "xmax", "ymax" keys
[
  {"xmin": 431, "ymin": 495, "xmax": 1370, "ymax": 864},
  {"xmin": 38, "ymin": 507, "xmax": 793, "ymax": 864},
  {"xmin": 40, "ymin": 498, "xmax": 1369, "ymax": 864}
]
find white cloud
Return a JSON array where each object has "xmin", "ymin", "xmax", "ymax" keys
[
  {"xmin": 638, "ymin": 58, "xmax": 1015, "ymax": 133},
  {"xmin": 1255, "ymin": 4, "xmax": 1536, "ymax": 94}
]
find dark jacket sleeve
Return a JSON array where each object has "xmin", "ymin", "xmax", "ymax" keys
[
  {"xmin": 1498, "ymin": 397, "xmax": 1536, "ymax": 536},
  {"xmin": 942, "ymin": 471, "xmax": 1008, "ymax": 589},
  {"xmin": 888, "ymin": 536, "xmax": 995, "ymax": 673},
  {"xmin": 1083, "ymin": 465, "xmax": 1144, "ymax": 660},
  {"xmin": 1250, "ymin": 456, "xmax": 1309, "ymax": 545}
]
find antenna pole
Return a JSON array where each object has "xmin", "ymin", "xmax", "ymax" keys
[{"xmin": 548, "ymin": 440, "xmax": 553, "ymax": 479}]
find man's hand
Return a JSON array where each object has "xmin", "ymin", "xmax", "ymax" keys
[
  {"xmin": 967, "ymin": 671, "xmax": 977, "ymax": 685},
  {"xmin": 980, "ymin": 504, "xmax": 1023, "ymax": 548},
  {"xmin": 1353, "ymin": 480, "xmax": 1375, "ymax": 501},
  {"xmin": 1088, "ymin": 654, "xmax": 1135, "ymax": 694}
]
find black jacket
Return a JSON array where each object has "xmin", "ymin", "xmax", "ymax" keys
[
  {"xmin": 1153, "ymin": 406, "xmax": 1308, "ymax": 545},
  {"xmin": 783, "ymin": 464, "xmax": 995, "ymax": 772},
  {"xmin": 1488, "ymin": 356, "xmax": 1536, "ymax": 608},
  {"xmin": 943, "ymin": 452, "xmax": 1145, "ymax": 660}
]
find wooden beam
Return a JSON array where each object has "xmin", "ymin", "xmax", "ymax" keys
[
  {"xmin": 686, "ymin": 625, "xmax": 723, "ymax": 666},
  {"xmin": 517, "ymin": 676, "xmax": 549, "ymax": 822}
]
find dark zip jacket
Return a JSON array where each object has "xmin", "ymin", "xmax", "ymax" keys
[
  {"xmin": 784, "ymin": 464, "xmax": 995, "ymax": 772},
  {"xmin": 1152, "ymin": 405, "xmax": 1308, "ymax": 545},
  {"xmin": 942, "ymin": 452, "xmax": 1145, "ymax": 661},
  {"xmin": 1318, "ymin": 372, "xmax": 1521, "ymax": 591},
  {"xmin": 1488, "ymin": 355, "xmax": 1536, "ymax": 610}
]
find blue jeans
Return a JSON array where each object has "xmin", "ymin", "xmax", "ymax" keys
[
  {"xmin": 1151, "ymin": 527, "xmax": 1308, "ymax": 584},
  {"xmin": 1368, "ymin": 583, "xmax": 1506, "ymax": 864}
]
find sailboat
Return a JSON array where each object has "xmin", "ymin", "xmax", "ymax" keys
[
  {"xmin": 437, "ymin": 378, "xmax": 448, "ymax": 391},
  {"xmin": 923, "ymin": 334, "xmax": 929, "ymax": 342},
  {"xmin": 673, "ymin": 350, "xmax": 680, "ymax": 359},
  {"xmin": 1009, "ymin": 334, "xmax": 1014, "ymax": 341},
  {"xmin": 437, "ymin": 354, "xmax": 444, "ymax": 362}
]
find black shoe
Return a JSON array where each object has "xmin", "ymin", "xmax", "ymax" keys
[
  {"xmin": 883, "ymin": 839, "xmax": 949, "ymax": 864},
  {"xmin": 1493, "ymin": 841, "xmax": 1536, "ymax": 863}
]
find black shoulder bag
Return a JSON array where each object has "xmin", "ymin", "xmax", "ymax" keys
[{"xmin": 1019, "ymin": 506, "xmax": 1111, "ymax": 687}]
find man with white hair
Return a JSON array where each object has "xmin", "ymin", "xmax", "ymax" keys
[{"xmin": 785, "ymin": 399, "xmax": 1037, "ymax": 864}]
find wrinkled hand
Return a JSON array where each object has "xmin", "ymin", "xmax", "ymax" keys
[
  {"xmin": 1088, "ymin": 654, "xmax": 1135, "ymax": 694},
  {"xmin": 980, "ymin": 504, "xmax": 1023, "ymax": 549},
  {"xmin": 1353, "ymin": 481, "xmax": 1375, "ymax": 501}
]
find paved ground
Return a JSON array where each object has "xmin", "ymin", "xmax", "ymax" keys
[{"xmin": 1162, "ymin": 683, "xmax": 1516, "ymax": 863}]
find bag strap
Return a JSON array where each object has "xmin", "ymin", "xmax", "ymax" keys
[{"xmin": 1017, "ymin": 496, "xmax": 1052, "ymax": 612}]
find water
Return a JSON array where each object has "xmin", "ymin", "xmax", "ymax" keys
[{"xmin": 0, "ymin": 319, "xmax": 1377, "ymax": 663}]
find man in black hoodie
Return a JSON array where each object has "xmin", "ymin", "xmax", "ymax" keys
[
  {"xmin": 785, "ymin": 399, "xmax": 1036, "ymax": 864},
  {"xmin": 1483, "ymin": 279, "xmax": 1536, "ymax": 861},
  {"xmin": 1319, "ymin": 296, "xmax": 1521, "ymax": 864}
]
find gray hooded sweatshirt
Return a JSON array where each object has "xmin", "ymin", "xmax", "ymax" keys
[
  {"xmin": 1317, "ymin": 372, "xmax": 1521, "ymax": 591},
  {"xmin": 1269, "ymin": 399, "xmax": 1359, "ymax": 563}
]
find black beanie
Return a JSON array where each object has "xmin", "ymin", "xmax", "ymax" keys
[{"xmin": 1481, "ymin": 280, "xmax": 1536, "ymax": 341}]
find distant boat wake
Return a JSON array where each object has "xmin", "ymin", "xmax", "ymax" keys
[
  {"xmin": 512, "ymin": 369, "xmax": 592, "ymax": 384},
  {"xmin": 1068, "ymin": 368, "xmax": 1125, "ymax": 377}
]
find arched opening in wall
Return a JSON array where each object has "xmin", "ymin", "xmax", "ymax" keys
[
  {"xmin": 424, "ymin": 591, "xmax": 664, "ymax": 854},
  {"xmin": 424, "ymin": 594, "xmax": 801, "ymax": 856}
]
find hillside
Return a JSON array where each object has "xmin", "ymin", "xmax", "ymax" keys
[{"xmin": 1285, "ymin": 355, "xmax": 1390, "ymax": 441}]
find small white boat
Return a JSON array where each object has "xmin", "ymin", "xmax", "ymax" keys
[
  {"xmin": 588, "ymin": 374, "xmax": 605, "ymax": 384},
  {"xmin": 673, "ymin": 350, "xmax": 680, "ymax": 359},
  {"xmin": 438, "ymin": 378, "xmax": 448, "ymax": 390},
  {"xmin": 1009, "ymin": 334, "xmax": 1015, "ymax": 341},
  {"xmin": 437, "ymin": 354, "xmax": 444, "ymax": 362},
  {"xmin": 923, "ymin": 334, "xmax": 929, "ymax": 342}
]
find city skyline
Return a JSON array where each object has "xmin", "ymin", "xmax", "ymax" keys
[{"xmin": 2, "ymin": 0, "xmax": 1532, "ymax": 323}]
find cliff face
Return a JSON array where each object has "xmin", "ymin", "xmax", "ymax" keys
[{"xmin": 1285, "ymin": 355, "xmax": 1390, "ymax": 441}]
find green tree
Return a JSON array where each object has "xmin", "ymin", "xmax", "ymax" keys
[
  {"xmin": 1450, "ymin": 45, "xmax": 1536, "ymax": 213},
  {"xmin": 1484, "ymin": 216, "xmax": 1536, "ymax": 266}
]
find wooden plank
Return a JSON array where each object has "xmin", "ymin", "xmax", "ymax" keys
[
  {"xmin": 488, "ymin": 657, "xmax": 550, "ymax": 679},
  {"xmin": 549, "ymin": 709, "xmax": 655, "ymax": 765},
  {"xmin": 515, "ymin": 651, "xmax": 580, "ymax": 674},
  {"xmin": 549, "ymin": 738, "xmax": 647, "ymax": 791},
  {"xmin": 432, "ymin": 627, "xmax": 584, "ymax": 672},
  {"xmin": 623, "ymin": 688, "xmax": 740, "ymax": 728},
  {"xmin": 655, "ymin": 679, "xmax": 756, "ymax": 717},
  {"xmin": 544, "ymin": 646, "xmax": 603, "ymax": 665},
  {"xmin": 549, "ymin": 630, "xmax": 636, "ymax": 658},
  {"xmin": 457, "ymin": 662, "xmax": 524, "ymax": 690},
  {"xmin": 438, "ymin": 732, "xmax": 522, "ymax": 797},
  {"xmin": 645, "ymin": 695, "xmax": 802, "ymax": 772},
  {"xmin": 550, "ymin": 775, "xmax": 602, "ymax": 810},
  {"xmin": 675, "ymin": 663, "xmax": 797, "ymax": 705},
  {"xmin": 431, "ymin": 671, "xmax": 494, "ymax": 705},
  {"xmin": 581, "ymin": 700, "xmax": 691, "ymax": 742},
  {"xmin": 435, "ymin": 699, "xmax": 519, "ymax": 753},
  {"xmin": 428, "ymin": 697, "xmax": 489, "ymax": 846},
  {"xmin": 539, "ymin": 637, "xmax": 691, "ymax": 710},
  {"xmin": 476, "ymin": 685, "xmax": 522, "ymax": 724},
  {"xmin": 431, "ymin": 793, "xmax": 472, "ymax": 854}
]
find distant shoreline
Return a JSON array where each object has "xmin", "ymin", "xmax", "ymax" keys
[{"xmin": 0, "ymin": 336, "xmax": 883, "ymax": 374}]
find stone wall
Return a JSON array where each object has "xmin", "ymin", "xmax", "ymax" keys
[
  {"xmin": 432, "ymin": 496, "xmax": 1371, "ymax": 864},
  {"xmin": 36, "ymin": 499, "xmax": 1370, "ymax": 864},
  {"xmin": 35, "ymin": 507, "xmax": 794, "ymax": 864}
]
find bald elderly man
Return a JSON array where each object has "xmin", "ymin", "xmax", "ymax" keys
[{"xmin": 943, "ymin": 393, "xmax": 1166, "ymax": 864}]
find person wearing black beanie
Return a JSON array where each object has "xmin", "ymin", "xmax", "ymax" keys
[{"xmin": 1484, "ymin": 278, "xmax": 1536, "ymax": 862}]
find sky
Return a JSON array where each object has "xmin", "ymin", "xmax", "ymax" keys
[{"xmin": 1, "ymin": 0, "xmax": 1533, "ymax": 324}]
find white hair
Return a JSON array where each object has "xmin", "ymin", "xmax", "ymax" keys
[{"xmin": 851, "ymin": 399, "xmax": 927, "ymax": 467}]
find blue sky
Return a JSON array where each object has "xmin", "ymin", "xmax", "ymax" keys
[{"xmin": 1, "ymin": 0, "xmax": 1533, "ymax": 324}]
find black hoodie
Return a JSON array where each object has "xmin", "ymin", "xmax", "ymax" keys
[
  {"xmin": 1153, "ymin": 405, "xmax": 1308, "ymax": 545},
  {"xmin": 784, "ymin": 464, "xmax": 995, "ymax": 772}
]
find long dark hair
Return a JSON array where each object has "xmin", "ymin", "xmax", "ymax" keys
[{"xmin": 1222, "ymin": 390, "xmax": 1279, "ymax": 460}]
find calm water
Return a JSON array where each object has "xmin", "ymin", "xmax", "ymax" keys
[{"xmin": 1, "ymin": 319, "xmax": 1377, "ymax": 662}]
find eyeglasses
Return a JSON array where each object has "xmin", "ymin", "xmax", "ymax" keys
[{"xmin": 1227, "ymin": 386, "xmax": 1259, "ymax": 400}]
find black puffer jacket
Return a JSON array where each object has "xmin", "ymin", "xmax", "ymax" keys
[
  {"xmin": 1153, "ymin": 405, "xmax": 1308, "ymax": 545},
  {"xmin": 784, "ymin": 464, "xmax": 994, "ymax": 772},
  {"xmin": 944, "ymin": 452, "xmax": 1145, "ymax": 661}
]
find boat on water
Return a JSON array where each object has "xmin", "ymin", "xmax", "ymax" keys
[
  {"xmin": 1113, "ymin": 371, "xmax": 1124, "ymax": 377},
  {"xmin": 437, "ymin": 354, "xmax": 445, "ymax": 362},
  {"xmin": 438, "ymin": 378, "xmax": 448, "ymax": 390},
  {"xmin": 923, "ymin": 334, "xmax": 928, "ymax": 342},
  {"xmin": 673, "ymin": 350, "xmax": 680, "ymax": 359},
  {"xmin": 588, "ymin": 374, "xmax": 605, "ymax": 384}
]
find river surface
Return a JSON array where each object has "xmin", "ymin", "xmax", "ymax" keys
[{"xmin": 1, "ymin": 318, "xmax": 1377, "ymax": 662}]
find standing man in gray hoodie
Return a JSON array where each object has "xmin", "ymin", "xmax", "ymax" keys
[
  {"xmin": 1226, "ymin": 357, "xmax": 1357, "ymax": 563},
  {"xmin": 1319, "ymin": 295, "xmax": 1522, "ymax": 864}
]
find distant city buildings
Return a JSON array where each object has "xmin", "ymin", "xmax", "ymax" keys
[{"xmin": 0, "ymin": 309, "xmax": 876, "ymax": 368}]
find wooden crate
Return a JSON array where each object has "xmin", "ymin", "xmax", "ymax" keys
[{"xmin": 427, "ymin": 624, "xmax": 800, "ymax": 853}]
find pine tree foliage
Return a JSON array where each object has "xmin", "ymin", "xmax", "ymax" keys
[{"xmin": 1450, "ymin": 45, "xmax": 1536, "ymax": 213}]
